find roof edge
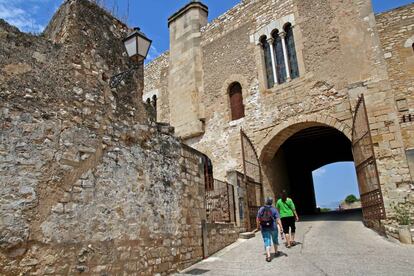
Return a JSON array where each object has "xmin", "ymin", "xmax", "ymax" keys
[
  {"xmin": 375, "ymin": 2, "xmax": 414, "ymax": 16},
  {"xmin": 168, "ymin": 1, "xmax": 208, "ymax": 27}
]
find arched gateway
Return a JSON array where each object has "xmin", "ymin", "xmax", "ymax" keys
[
  {"xmin": 250, "ymin": 102, "xmax": 385, "ymax": 230},
  {"xmin": 256, "ymin": 116, "xmax": 353, "ymax": 215}
]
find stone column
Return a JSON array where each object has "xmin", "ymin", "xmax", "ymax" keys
[
  {"xmin": 280, "ymin": 31, "xmax": 291, "ymax": 81},
  {"xmin": 267, "ymin": 37, "xmax": 279, "ymax": 85}
]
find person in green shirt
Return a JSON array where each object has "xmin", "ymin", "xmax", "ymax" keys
[{"xmin": 276, "ymin": 190, "xmax": 299, "ymax": 248}]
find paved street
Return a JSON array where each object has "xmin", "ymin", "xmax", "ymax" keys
[{"xmin": 178, "ymin": 211, "xmax": 414, "ymax": 276}]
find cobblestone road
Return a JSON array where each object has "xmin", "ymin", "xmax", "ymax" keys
[{"xmin": 178, "ymin": 211, "xmax": 414, "ymax": 276}]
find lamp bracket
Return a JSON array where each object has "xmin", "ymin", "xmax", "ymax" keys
[{"xmin": 110, "ymin": 63, "xmax": 141, "ymax": 88}]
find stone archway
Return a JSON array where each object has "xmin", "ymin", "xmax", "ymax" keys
[
  {"xmin": 257, "ymin": 115, "xmax": 354, "ymax": 214},
  {"xmin": 258, "ymin": 115, "xmax": 352, "ymax": 164}
]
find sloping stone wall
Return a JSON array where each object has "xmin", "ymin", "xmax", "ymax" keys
[{"xmin": 0, "ymin": 0, "xmax": 210, "ymax": 274}]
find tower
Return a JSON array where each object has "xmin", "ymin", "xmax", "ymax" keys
[{"xmin": 168, "ymin": 1, "xmax": 208, "ymax": 139}]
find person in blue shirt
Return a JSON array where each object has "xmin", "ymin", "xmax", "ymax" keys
[{"xmin": 256, "ymin": 197, "xmax": 284, "ymax": 262}]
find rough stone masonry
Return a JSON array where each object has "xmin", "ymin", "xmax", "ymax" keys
[
  {"xmin": 145, "ymin": 0, "xmax": 414, "ymax": 241},
  {"xmin": 0, "ymin": 0, "xmax": 214, "ymax": 275}
]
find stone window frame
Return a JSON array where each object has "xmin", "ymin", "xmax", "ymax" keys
[
  {"xmin": 142, "ymin": 89, "xmax": 159, "ymax": 104},
  {"xmin": 406, "ymin": 149, "xmax": 414, "ymax": 184},
  {"xmin": 251, "ymin": 14, "xmax": 305, "ymax": 93},
  {"xmin": 143, "ymin": 89, "xmax": 158, "ymax": 120},
  {"xmin": 221, "ymin": 75, "xmax": 249, "ymax": 123},
  {"xmin": 404, "ymin": 36, "xmax": 414, "ymax": 50},
  {"xmin": 229, "ymin": 82, "xmax": 245, "ymax": 121}
]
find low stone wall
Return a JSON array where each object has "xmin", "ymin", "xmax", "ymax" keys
[
  {"xmin": 384, "ymin": 225, "xmax": 414, "ymax": 244},
  {"xmin": 0, "ymin": 113, "xmax": 207, "ymax": 275},
  {"xmin": 204, "ymin": 223, "xmax": 239, "ymax": 257}
]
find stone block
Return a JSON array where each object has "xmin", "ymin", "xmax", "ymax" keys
[{"xmin": 52, "ymin": 203, "xmax": 64, "ymax": 214}]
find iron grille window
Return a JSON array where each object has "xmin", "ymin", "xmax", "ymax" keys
[
  {"xmin": 204, "ymin": 156, "xmax": 214, "ymax": 191},
  {"xmin": 229, "ymin": 82, "xmax": 245, "ymax": 120}
]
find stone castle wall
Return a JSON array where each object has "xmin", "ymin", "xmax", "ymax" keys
[
  {"xmin": 144, "ymin": 0, "xmax": 414, "ymax": 236},
  {"xmin": 204, "ymin": 223, "xmax": 239, "ymax": 257},
  {"xmin": 189, "ymin": 0, "xmax": 399, "ymax": 186},
  {"xmin": 0, "ymin": 0, "xmax": 213, "ymax": 274},
  {"xmin": 143, "ymin": 52, "xmax": 170, "ymax": 124},
  {"xmin": 377, "ymin": 4, "xmax": 414, "ymax": 153},
  {"xmin": 376, "ymin": 3, "xmax": 414, "ymax": 240}
]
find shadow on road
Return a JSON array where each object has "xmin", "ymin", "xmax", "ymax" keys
[
  {"xmin": 183, "ymin": 268, "xmax": 210, "ymax": 275},
  {"xmin": 299, "ymin": 209, "xmax": 363, "ymax": 222}
]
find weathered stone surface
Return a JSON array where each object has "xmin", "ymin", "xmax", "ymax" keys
[
  {"xmin": 0, "ymin": 0, "xmax": 210, "ymax": 274},
  {"xmin": 205, "ymin": 223, "xmax": 239, "ymax": 256}
]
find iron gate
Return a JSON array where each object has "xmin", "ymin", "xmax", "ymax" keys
[
  {"xmin": 206, "ymin": 179, "xmax": 236, "ymax": 223},
  {"xmin": 352, "ymin": 95, "xmax": 386, "ymax": 220},
  {"xmin": 241, "ymin": 129, "xmax": 263, "ymax": 231},
  {"xmin": 246, "ymin": 180, "xmax": 262, "ymax": 231}
]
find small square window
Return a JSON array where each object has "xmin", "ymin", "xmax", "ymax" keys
[
  {"xmin": 396, "ymin": 98, "xmax": 408, "ymax": 112},
  {"xmin": 406, "ymin": 150, "xmax": 414, "ymax": 182}
]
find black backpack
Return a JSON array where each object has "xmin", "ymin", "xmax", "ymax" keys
[{"xmin": 259, "ymin": 206, "xmax": 274, "ymax": 228}]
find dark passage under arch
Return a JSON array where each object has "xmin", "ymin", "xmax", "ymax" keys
[{"xmin": 265, "ymin": 126, "xmax": 354, "ymax": 215}]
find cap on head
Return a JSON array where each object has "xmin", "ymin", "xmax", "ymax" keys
[{"xmin": 265, "ymin": 197, "xmax": 273, "ymax": 205}]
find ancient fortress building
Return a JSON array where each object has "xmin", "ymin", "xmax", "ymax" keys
[
  {"xmin": 145, "ymin": 0, "xmax": 414, "ymax": 238},
  {"xmin": 0, "ymin": 0, "xmax": 413, "ymax": 274}
]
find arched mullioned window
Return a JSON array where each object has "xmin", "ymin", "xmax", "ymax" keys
[
  {"xmin": 260, "ymin": 36, "xmax": 275, "ymax": 88},
  {"xmin": 284, "ymin": 23, "xmax": 299, "ymax": 79},
  {"xmin": 272, "ymin": 30, "xmax": 287, "ymax": 84},
  {"xmin": 259, "ymin": 21, "xmax": 300, "ymax": 87},
  {"xmin": 229, "ymin": 82, "xmax": 245, "ymax": 121},
  {"xmin": 152, "ymin": 95, "xmax": 157, "ymax": 109},
  {"xmin": 151, "ymin": 95, "xmax": 157, "ymax": 121}
]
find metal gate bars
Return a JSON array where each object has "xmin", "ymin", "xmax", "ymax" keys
[
  {"xmin": 352, "ymin": 94, "xmax": 386, "ymax": 220},
  {"xmin": 205, "ymin": 179, "xmax": 236, "ymax": 223},
  {"xmin": 241, "ymin": 129, "xmax": 264, "ymax": 231}
]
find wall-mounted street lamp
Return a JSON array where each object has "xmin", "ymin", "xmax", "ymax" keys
[{"xmin": 110, "ymin": 27, "xmax": 152, "ymax": 88}]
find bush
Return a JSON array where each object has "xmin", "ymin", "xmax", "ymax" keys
[
  {"xmin": 320, "ymin": 208, "xmax": 331, "ymax": 213},
  {"xmin": 393, "ymin": 203, "xmax": 412, "ymax": 226},
  {"xmin": 345, "ymin": 194, "xmax": 358, "ymax": 204}
]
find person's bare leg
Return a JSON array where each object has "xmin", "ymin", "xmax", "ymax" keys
[
  {"xmin": 292, "ymin": 232, "xmax": 296, "ymax": 243},
  {"xmin": 285, "ymin": 233, "xmax": 291, "ymax": 247},
  {"xmin": 274, "ymin": 244, "xmax": 278, "ymax": 254},
  {"xmin": 266, "ymin": 246, "xmax": 271, "ymax": 258}
]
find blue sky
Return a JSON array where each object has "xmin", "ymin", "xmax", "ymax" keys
[
  {"xmin": 1, "ymin": 0, "xmax": 412, "ymax": 60},
  {"xmin": 312, "ymin": 162, "xmax": 359, "ymax": 209}
]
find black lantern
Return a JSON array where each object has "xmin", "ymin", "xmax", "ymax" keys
[
  {"xmin": 123, "ymin": 27, "xmax": 152, "ymax": 62},
  {"xmin": 110, "ymin": 27, "xmax": 152, "ymax": 88}
]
